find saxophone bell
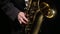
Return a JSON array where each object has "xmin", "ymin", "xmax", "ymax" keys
[{"xmin": 40, "ymin": 2, "xmax": 56, "ymax": 18}]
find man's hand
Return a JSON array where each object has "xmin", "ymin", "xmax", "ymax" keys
[{"xmin": 18, "ymin": 12, "xmax": 28, "ymax": 24}]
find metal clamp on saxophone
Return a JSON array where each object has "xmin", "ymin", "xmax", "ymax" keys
[{"xmin": 23, "ymin": 0, "xmax": 56, "ymax": 34}]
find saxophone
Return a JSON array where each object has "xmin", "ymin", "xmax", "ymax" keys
[{"xmin": 22, "ymin": 0, "xmax": 56, "ymax": 34}]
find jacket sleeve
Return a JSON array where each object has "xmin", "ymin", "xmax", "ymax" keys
[
  {"xmin": 1, "ymin": 3, "xmax": 20, "ymax": 21},
  {"xmin": 1, "ymin": 0, "xmax": 25, "ymax": 21}
]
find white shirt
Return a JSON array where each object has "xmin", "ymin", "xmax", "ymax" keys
[{"xmin": 25, "ymin": 0, "xmax": 29, "ymax": 6}]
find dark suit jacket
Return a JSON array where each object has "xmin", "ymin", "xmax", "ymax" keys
[
  {"xmin": 0, "ymin": 0, "xmax": 25, "ymax": 21},
  {"xmin": 0, "ymin": 0, "xmax": 25, "ymax": 34}
]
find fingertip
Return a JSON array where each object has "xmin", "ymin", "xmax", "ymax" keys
[
  {"xmin": 23, "ymin": 22, "xmax": 27, "ymax": 24},
  {"xmin": 19, "ymin": 21, "xmax": 22, "ymax": 24}
]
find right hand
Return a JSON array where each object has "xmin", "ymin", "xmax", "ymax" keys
[{"xmin": 18, "ymin": 12, "xmax": 28, "ymax": 24}]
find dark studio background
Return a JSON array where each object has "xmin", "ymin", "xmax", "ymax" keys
[{"xmin": 0, "ymin": 0, "xmax": 60, "ymax": 34}]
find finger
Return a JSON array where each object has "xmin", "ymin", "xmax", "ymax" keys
[
  {"xmin": 19, "ymin": 20, "xmax": 22, "ymax": 24},
  {"xmin": 19, "ymin": 16, "xmax": 27, "ymax": 24},
  {"xmin": 18, "ymin": 17, "xmax": 22, "ymax": 24},
  {"xmin": 22, "ymin": 15, "xmax": 28, "ymax": 22}
]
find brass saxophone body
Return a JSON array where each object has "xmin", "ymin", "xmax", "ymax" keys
[{"xmin": 24, "ymin": 0, "xmax": 56, "ymax": 34}]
